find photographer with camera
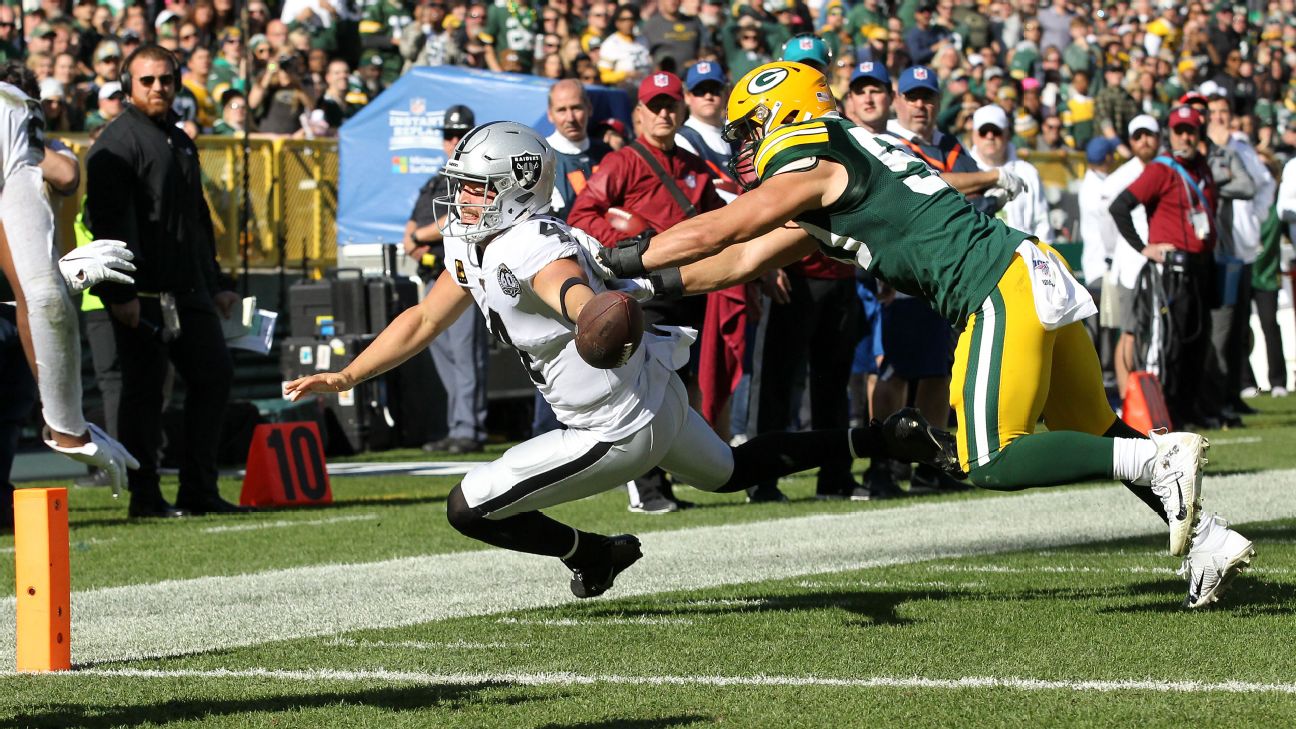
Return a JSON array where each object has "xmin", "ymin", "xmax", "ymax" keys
[
  {"xmin": 1109, "ymin": 106, "xmax": 1221, "ymax": 430},
  {"xmin": 247, "ymin": 50, "xmax": 313, "ymax": 135}
]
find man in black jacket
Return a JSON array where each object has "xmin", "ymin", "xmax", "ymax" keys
[{"xmin": 86, "ymin": 44, "xmax": 247, "ymax": 518}]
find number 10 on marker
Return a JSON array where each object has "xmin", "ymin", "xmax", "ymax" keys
[{"xmin": 239, "ymin": 423, "xmax": 333, "ymax": 508}]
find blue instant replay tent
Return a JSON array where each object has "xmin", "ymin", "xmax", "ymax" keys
[{"xmin": 336, "ymin": 66, "xmax": 633, "ymax": 246}]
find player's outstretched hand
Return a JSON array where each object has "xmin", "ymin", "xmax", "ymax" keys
[
  {"xmin": 994, "ymin": 167, "xmax": 1026, "ymax": 200},
  {"xmin": 284, "ymin": 372, "xmax": 355, "ymax": 402},
  {"xmin": 58, "ymin": 239, "xmax": 136, "ymax": 294},
  {"xmin": 597, "ymin": 229, "xmax": 655, "ymax": 278},
  {"xmin": 43, "ymin": 423, "xmax": 140, "ymax": 497}
]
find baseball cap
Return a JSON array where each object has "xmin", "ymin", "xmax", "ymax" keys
[
  {"xmin": 1177, "ymin": 58, "xmax": 1196, "ymax": 74},
  {"xmin": 1014, "ymin": 113, "xmax": 1039, "ymax": 137},
  {"xmin": 985, "ymin": 66, "xmax": 1005, "ymax": 81},
  {"xmin": 1128, "ymin": 114, "xmax": 1160, "ymax": 136},
  {"xmin": 972, "ymin": 104, "xmax": 1009, "ymax": 132},
  {"xmin": 782, "ymin": 35, "xmax": 830, "ymax": 68},
  {"xmin": 94, "ymin": 41, "xmax": 122, "ymax": 63},
  {"xmin": 684, "ymin": 61, "xmax": 726, "ymax": 91},
  {"xmin": 599, "ymin": 118, "xmax": 627, "ymax": 136},
  {"xmin": 638, "ymin": 71, "xmax": 684, "ymax": 104},
  {"xmin": 32, "ymin": 22, "xmax": 54, "ymax": 38},
  {"xmin": 1169, "ymin": 106, "xmax": 1203, "ymax": 130},
  {"xmin": 849, "ymin": 61, "xmax": 890, "ymax": 87},
  {"xmin": 897, "ymin": 65, "xmax": 939, "ymax": 95},
  {"xmin": 220, "ymin": 27, "xmax": 243, "ymax": 43},
  {"xmin": 98, "ymin": 81, "xmax": 123, "ymax": 102},
  {"xmin": 155, "ymin": 9, "xmax": 180, "ymax": 27},
  {"xmin": 39, "ymin": 78, "xmax": 63, "ymax": 101},
  {"xmin": 1198, "ymin": 80, "xmax": 1227, "ymax": 99},
  {"xmin": 366, "ymin": 54, "xmax": 384, "ymax": 67},
  {"xmin": 1085, "ymin": 136, "xmax": 1118, "ymax": 163},
  {"xmin": 443, "ymin": 104, "xmax": 475, "ymax": 133},
  {"xmin": 1021, "ymin": 76, "xmax": 1041, "ymax": 92},
  {"xmin": 1178, "ymin": 91, "xmax": 1208, "ymax": 107},
  {"xmin": 120, "ymin": 29, "xmax": 142, "ymax": 44},
  {"xmin": 1104, "ymin": 62, "xmax": 1124, "ymax": 75}
]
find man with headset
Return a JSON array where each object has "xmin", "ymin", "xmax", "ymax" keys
[{"xmin": 85, "ymin": 44, "xmax": 246, "ymax": 518}]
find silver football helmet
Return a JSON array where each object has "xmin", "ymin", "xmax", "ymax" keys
[{"xmin": 435, "ymin": 121, "xmax": 556, "ymax": 244}]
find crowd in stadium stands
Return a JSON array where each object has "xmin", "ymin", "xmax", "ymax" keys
[{"xmin": 11, "ymin": 0, "xmax": 1296, "ymax": 508}]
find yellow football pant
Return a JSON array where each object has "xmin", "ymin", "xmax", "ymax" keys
[{"xmin": 951, "ymin": 245, "xmax": 1117, "ymax": 474}]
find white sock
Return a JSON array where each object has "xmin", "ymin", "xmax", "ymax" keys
[{"xmin": 1112, "ymin": 438, "xmax": 1158, "ymax": 482}]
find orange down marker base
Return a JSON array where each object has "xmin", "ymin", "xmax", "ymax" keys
[{"xmin": 13, "ymin": 488, "xmax": 71, "ymax": 672}]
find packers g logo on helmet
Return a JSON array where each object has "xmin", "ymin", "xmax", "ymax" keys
[{"xmin": 746, "ymin": 66, "xmax": 789, "ymax": 95}]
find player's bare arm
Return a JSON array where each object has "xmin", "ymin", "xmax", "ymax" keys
[
  {"xmin": 284, "ymin": 268, "xmax": 473, "ymax": 400},
  {"xmin": 677, "ymin": 225, "xmax": 817, "ymax": 294},
  {"xmin": 531, "ymin": 256, "xmax": 594, "ymax": 322},
  {"xmin": 39, "ymin": 144, "xmax": 79, "ymax": 195},
  {"xmin": 942, "ymin": 169, "xmax": 999, "ymax": 195},
  {"xmin": 636, "ymin": 159, "xmax": 849, "ymax": 270}
]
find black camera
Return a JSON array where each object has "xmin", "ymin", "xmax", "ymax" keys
[{"xmin": 1167, "ymin": 249, "xmax": 1189, "ymax": 275}]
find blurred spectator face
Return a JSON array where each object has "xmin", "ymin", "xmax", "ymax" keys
[
  {"xmin": 266, "ymin": 20, "xmax": 288, "ymax": 51},
  {"xmin": 326, "ymin": 59, "xmax": 350, "ymax": 93},
  {"xmin": 822, "ymin": 5, "xmax": 843, "ymax": 29},
  {"xmin": 188, "ymin": 46, "xmax": 212, "ymax": 76},
  {"xmin": 1224, "ymin": 50, "xmax": 1242, "ymax": 76},
  {"xmin": 27, "ymin": 28, "xmax": 53, "ymax": 56},
  {"xmin": 124, "ymin": 13, "xmax": 148, "ymax": 39},
  {"xmin": 973, "ymin": 119, "xmax": 1007, "ymax": 164},
  {"xmin": 99, "ymin": 88, "xmax": 125, "ymax": 120},
  {"xmin": 52, "ymin": 52, "xmax": 76, "ymax": 85},
  {"xmin": 1022, "ymin": 21, "xmax": 1041, "ymax": 43},
  {"xmin": 192, "ymin": 1, "xmax": 214, "ymax": 28},
  {"xmin": 222, "ymin": 93, "xmax": 246, "ymax": 127},
  {"xmin": 586, "ymin": 2, "xmax": 609, "ymax": 32},
  {"xmin": 541, "ymin": 5, "xmax": 561, "ymax": 31},
  {"xmin": 1207, "ymin": 97, "xmax": 1232, "ymax": 131},
  {"xmin": 29, "ymin": 53, "xmax": 53, "ymax": 81},
  {"xmin": 614, "ymin": 8, "xmax": 638, "ymax": 35},
  {"xmin": 91, "ymin": 6, "xmax": 112, "ymax": 33},
  {"xmin": 179, "ymin": 23, "xmax": 200, "ymax": 52},
  {"xmin": 578, "ymin": 64, "xmax": 599, "ymax": 84},
  {"xmin": 1169, "ymin": 121, "xmax": 1200, "ymax": 159},
  {"xmin": 541, "ymin": 53, "xmax": 565, "ymax": 78},
  {"xmin": 247, "ymin": 2, "xmax": 269, "ymax": 33},
  {"xmin": 541, "ymin": 33, "xmax": 562, "ymax": 57},
  {"xmin": 685, "ymin": 79, "xmax": 725, "ymax": 123},
  {"xmin": 896, "ymin": 89, "xmax": 938, "ymax": 136},
  {"xmin": 223, "ymin": 34, "xmax": 245, "ymax": 62},
  {"xmin": 423, "ymin": 2, "xmax": 447, "ymax": 28},
  {"xmin": 466, "ymin": 4, "xmax": 486, "ymax": 32},
  {"xmin": 636, "ymin": 95, "xmax": 686, "ymax": 145},
  {"xmin": 548, "ymin": 79, "xmax": 590, "ymax": 142},
  {"xmin": 1071, "ymin": 70, "xmax": 1089, "ymax": 95},
  {"xmin": 127, "ymin": 55, "xmax": 177, "ymax": 119},
  {"xmin": 289, "ymin": 28, "xmax": 311, "ymax": 53},
  {"xmin": 845, "ymin": 79, "xmax": 890, "ymax": 129},
  {"xmin": 738, "ymin": 29, "xmax": 760, "ymax": 50},
  {"xmin": 308, "ymin": 48, "xmax": 328, "ymax": 75},
  {"xmin": 0, "ymin": 6, "xmax": 14, "ymax": 42},
  {"xmin": 95, "ymin": 52, "xmax": 121, "ymax": 81},
  {"xmin": 1040, "ymin": 116, "xmax": 1062, "ymax": 145}
]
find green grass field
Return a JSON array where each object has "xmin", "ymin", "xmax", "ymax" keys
[{"xmin": 4, "ymin": 399, "xmax": 1296, "ymax": 727}]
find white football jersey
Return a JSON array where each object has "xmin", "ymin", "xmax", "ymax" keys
[
  {"xmin": 0, "ymin": 81, "xmax": 45, "ymax": 191},
  {"xmin": 443, "ymin": 215, "xmax": 677, "ymax": 440}
]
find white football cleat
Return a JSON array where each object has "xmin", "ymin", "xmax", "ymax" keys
[
  {"xmin": 1145, "ymin": 430, "xmax": 1207, "ymax": 556},
  {"xmin": 1179, "ymin": 514, "xmax": 1254, "ymax": 609}
]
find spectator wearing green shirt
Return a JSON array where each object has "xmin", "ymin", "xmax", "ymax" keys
[
  {"xmin": 210, "ymin": 88, "xmax": 248, "ymax": 135},
  {"xmin": 846, "ymin": 0, "xmax": 882, "ymax": 48},
  {"xmin": 480, "ymin": 0, "xmax": 537, "ymax": 74},
  {"xmin": 1094, "ymin": 63, "xmax": 1139, "ymax": 143},
  {"xmin": 359, "ymin": 0, "xmax": 409, "ymax": 84}
]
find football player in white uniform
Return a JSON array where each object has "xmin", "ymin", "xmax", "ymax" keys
[
  {"xmin": 286, "ymin": 121, "xmax": 954, "ymax": 598},
  {"xmin": 0, "ymin": 63, "xmax": 139, "ymax": 500}
]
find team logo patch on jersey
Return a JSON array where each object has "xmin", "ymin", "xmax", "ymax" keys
[
  {"xmin": 496, "ymin": 264, "xmax": 521, "ymax": 298},
  {"xmin": 455, "ymin": 259, "xmax": 467, "ymax": 284},
  {"xmin": 511, "ymin": 153, "xmax": 543, "ymax": 190},
  {"xmin": 747, "ymin": 67, "xmax": 789, "ymax": 94}
]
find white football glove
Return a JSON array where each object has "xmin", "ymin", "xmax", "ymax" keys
[
  {"xmin": 43, "ymin": 422, "xmax": 140, "ymax": 498},
  {"xmin": 58, "ymin": 239, "xmax": 136, "ymax": 294},
  {"xmin": 994, "ymin": 167, "xmax": 1027, "ymax": 200}
]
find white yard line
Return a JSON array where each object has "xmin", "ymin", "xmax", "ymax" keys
[
  {"xmin": 495, "ymin": 616, "xmax": 693, "ymax": 626},
  {"xmin": 201, "ymin": 514, "xmax": 378, "ymax": 534},
  {"xmin": 16, "ymin": 666, "xmax": 1296, "ymax": 695},
  {"xmin": 1208, "ymin": 437, "xmax": 1263, "ymax": 445},
  {"xmin": 1, "ymin": 470, "xmax": 1293, "ymax": 667},
  {"xmin": 324, "ymin": 638, "xmax": 526, "ymax": 650}
]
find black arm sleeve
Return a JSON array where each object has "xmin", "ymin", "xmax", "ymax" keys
[{"xmin": 1108, "ymin": 189, "xmax": 1145, "ymax": 253}]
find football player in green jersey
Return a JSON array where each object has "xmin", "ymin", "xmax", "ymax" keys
[{"xmin": 597, "ymin": 61, "xmax": 1254, "ymax": 609}]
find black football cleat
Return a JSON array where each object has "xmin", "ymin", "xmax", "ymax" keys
[
  {"xmin": 879, "ymin": 407, "xmax": 965, "ymax": 479},
  {"xmin": 564, "ymin": 534, "xmax": 643, "ymax": 599}
]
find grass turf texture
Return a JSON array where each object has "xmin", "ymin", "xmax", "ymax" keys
[{"xmin": 4, "ymin": 397, "xmax": 1296, "ymax": 726}]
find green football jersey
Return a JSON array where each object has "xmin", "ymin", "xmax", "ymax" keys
[{"xmin": 754, "ymin": 115, "xmax": 1024, "ymax": 323}]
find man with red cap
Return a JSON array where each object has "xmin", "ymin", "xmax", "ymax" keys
[
  {"xmin": 1109, "ymin": 106, "xmax": 1222, "ymax": 430},
  {"xmin": 568, "ymin": 71, "xmax": 729, "ymax": 513}
]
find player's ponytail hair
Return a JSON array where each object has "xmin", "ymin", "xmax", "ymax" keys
[{"xmin": 0, "ymin": 62, "xmax": 39, "ymax": 100}]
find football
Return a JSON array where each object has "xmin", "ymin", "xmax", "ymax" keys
[
  {"xmin": 575, "ymin": 291, "xmax": 644, "ymax": 369},
  {"xmin": 604, "ymin": 207, "xmax": 650, "ymax": 237}
]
